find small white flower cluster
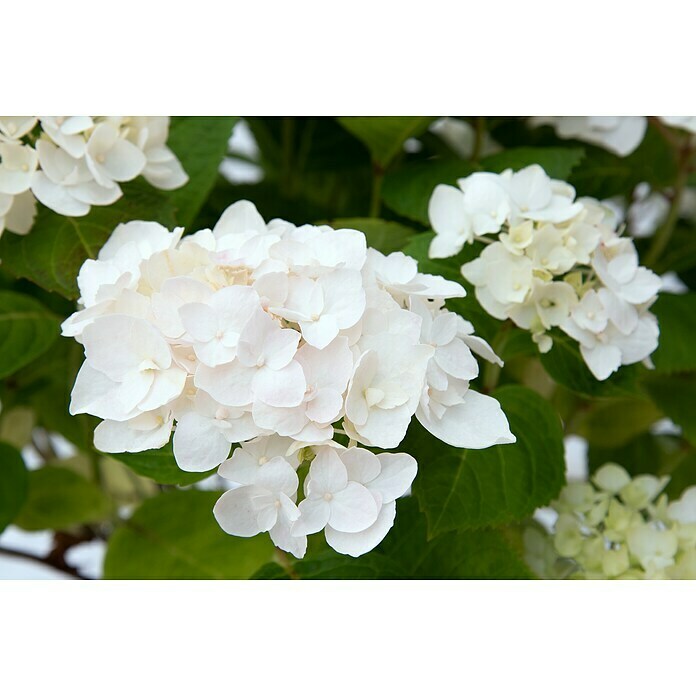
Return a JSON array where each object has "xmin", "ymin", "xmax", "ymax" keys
[
  {"xmin": 529, "ymin": 116, "xmax": 696, "ymax": 157},
  {"xmin": 428, "ymin": 164, "xmax": 662, "ymax": 380},
  {"xmin": 63, "ymin": 200, "xmax": 515, "ymax": 557},
  {"xmin": 0, "ymin": 116, "xmax": 187, "ymax": 237},
  {"xmin": 529, "ymin": 463, "xmax": 696, "ymax": 579}
]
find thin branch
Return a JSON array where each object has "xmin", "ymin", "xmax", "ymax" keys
[{"xmin": 0, "ymin": 546, "xmax": 88, "ymax": 580}]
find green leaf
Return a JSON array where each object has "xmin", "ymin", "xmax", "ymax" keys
[
  {"xmin": 109, "ymin": 443, "xmax": 212, "ymax": 486},
  {"xmin": 575, "ymin": 397, "xmax": 662, "ymax": 448},
  {"xmin": 480, "ymin": 146, "xmax": 585, "ymax": 179},
  {"xmin": 103, "ymin": 489, "xmax": 274, "ymax": 579},
  {"xmin": 569, "ymin": 124, "xmax": 678, "ymax": 199},
  {"xmin": 643, "ymin": 374, "xmax": 696, "ymax": 447},
  {"xmin": 0, "ymin": 183, "xmax": 176, "ymax": 299},
  {"xmin": 257, "ymin": 500, "xmax": 533, "ymax": 579},
  {"xmin": 0, "ymin": 291, "xmax": 60, "ymax": 379},
  {"xmin": 15, "ymin": 466, "xmax": 111, "ymax": 531},
  {"xmin": 166, "ymin": 116, "xmax": 238, "ymax": 227},
  {"xmin": 651, "ymin": 293, "xmax": 696, "ymax": 374},
  {"xmin": 376, "ymin": 499, "xmax": 534, "ymax": 579},
  {"xmin": 540, "ymin": 330, "xmax": 643, "ymax": 398},
  {"xmin": 383, "ymin": 160, "xmax": 476, "ymax": 224},
  {"xmin": 0, "ymin": 441, "xmax": 28, "ymax": 533},
  {"xmin": 324, "ymin": 218, "xmax": 416, "ymax": 255},
  {"xmin": 337, "ymin": 117, "xmax": 435, "ymax": 168},
  {"xmin": 407, "ymin": 385, "xmax": 565, "ymax": 536}
]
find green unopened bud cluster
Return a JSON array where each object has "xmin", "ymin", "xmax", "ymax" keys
[{"xmin": 525, "ymin": 463, "xmax": 696, "ymax": 579}]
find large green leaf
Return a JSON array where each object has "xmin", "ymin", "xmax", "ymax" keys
[
  {"xmin": 166, "ymin": 116, "xmax": 238, "ymax": 227},
  {"xmin": 104, "ymin": 489, "xmax": 274, "ymax": 579},
  {"xmin": 0, "ymin": 183, "xmax": 176, "ymax": 299},
  {"xmin": 377, "ymin": 499, "xmax": 534, "ymax": 579},
  {"xmin": 407, "ymin": 385, "xmax": 565, "ymax": 536},
  {"xmin": 651, "ymin": 293, "xmax": 696, "ymax": 374},
  {"xmin": 0, "ymin": 441, "xmax": 28, "ymax": 533},
  {"xmin": 337, "ymin": 117, "xmax": 435, "ymax": 168},
  {"xmin": 109, "ymin": 443, "xmax": 212, "ymax": 486},
  {"xmin": 480, "ymin": 146, "xmax": 585, "ymax": 179},
  {"xmin": 569, "ymin": 123, "xmax": 678, "ymax": 199},
  {"xmin": 0, "ymin": 291, "xmax": 60, "ymax": 379},
  {"xmin": 540, "ymin": 330, "xmax": 643, "ymax": 398},
  {"xmin": 325, "ymin": 217, "xmax": 416, "ymax": 255},
  {"xmin": 251, "ymin": 499, "xmax": 533, "ymax": 579},
  {"xmin": 15, "ymin": 466, "xmax": 111, "ymax": 531},
  {"xmin": 383, "ymin": 160, "xmax": 476, "ymax": 224}
]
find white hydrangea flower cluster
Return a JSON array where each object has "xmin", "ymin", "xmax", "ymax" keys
[
  {"xmin": 428, "ymin": 164, "xmax": 662, "ymax": 380},
  {"xmin": 63, "ymin": 200, "xmax": 515, "ymax": 558},
  {"xmin": 529, "ymin": 117, "xmax": 648, "ymax": 157},
  {"xmin": 529, "ymin": 116, "xmax": 696, "ymax": 157},
  {"xmin": 0, "ymin": 116, "xmax": 187, "ymax": 237},
  {"xmin": 528, "ymin": 463, "xmax": 696, "ymax": 579}
]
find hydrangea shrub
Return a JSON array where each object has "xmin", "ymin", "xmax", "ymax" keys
[{"xmin": 0, "ymin": 115, "xmax": 694, "ymax": 580}]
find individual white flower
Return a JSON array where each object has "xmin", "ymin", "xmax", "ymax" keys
[
  {"xmin": 530, "ymin": 116, "xmax": 648, "ymax": 156},
  {"xmin": 84, "ymin": 122, "xmax": 147, "ymax": 189},
  {"xmin": 94, "ymin": 407, "xmax": 175, "ymax": 454},
  {"xmin": 0, "ymin": 117, "xmax": 37, "ymax": 142},
  {"xmin": 410, "ymin": 298, "xmax": 514, "ymax": 448},
  {"xmin": 667, "ymin": 487, "xmax": 696, "ymax": 525},
  {"xmin": 462, "ymin": 242, "xmax": 534, "ymax": 305},
  {"xmin": 428, "ymin": 183, "xmax": 472, "ymax": 257},
  {"xmin": 592, "ymin": 239, "xmax": 662, "ymax": 305},
  {"xmin": 508, "ymin": 279, "xmax": 577, "ymax": 332},
  {"xmin": 292, "ymin": 447, "xmax": 380, "ymax": 538},
  {"xmin": 32, "ymin": 139, "xmax": 121, "ymax": 217},
  {"xmin": 627, "ymin": 524, "xmax": 678, "ymax": 573},
  {"xmin": 344, "ymin": 322, "xmax": 434, "ymax": 449},
  {"xmin": 592, "ymin": 463, "xmax": 632, "ymax": 494},
  {"xmin": 659, "ymin": 116, "xmax": 696, "ymax": 134},
  {"xmin": 252, "ymin": 337, "xmax": 353, "ymax": 442},
  {"xmin": 562, "ymin": 304, "xmax": 659, "ymax": 380},
  {"xmin": 0, "ymin": 190, "xmax": 36, "ymax": 236},
  {"xmin": 218, "ymin": 435, "xmax": 298, "ymax": 486},
  {"xmin": 620, "ymin": 474, "xmax": 669, "ymax": 510},
  {"xmin": 271, "ymin": 269, "xmax": 366, "ymax": 349},
  {"xmin": 179, "ymin": 286, "xmax": 259, "ymax": 367},
  {"xmin": 71, "ymin": 315, "xmax": 186, "ymax": 421},
  {"xmin": 173, "ymin": 390, "xmax": 266, "ymax": 472},
  {"xmin": 0, "ymin": 142, "xmax": 38, "ymax": 195},
  {"xmin": 364, "ymin": 248, "xmax": 466, "ymax": 302},
  {"xmin": 627, "ymin": 183, "xmax": 670, "ymax": 238},
  {"xmin": 458, "ymin": 172, "xmax": 511, "ymax": 235},
  {"xmin": 39, "ymin": 116, "xmax": 94, "ymax": 157},
  {"xmin": 503, "ymin": 165, "xmax": 582, "ymax": 224},
  {"xmin": 195, "ymin": 309, "xmax": 304, "ymax": 409},
  {"xmin": 75, "ymin": 221, "xmax": 183, "ymax": 309},
  {"xmin": 215, "ymin": 456, "xmax": 306, "ymax": 558},
  {"xmin": 324, "ymin": 448, "xmax": 417, "ymax": 557},
  {"xmin": 126, "ymin": 117, "xmax": 189, "ymax": 190}
]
